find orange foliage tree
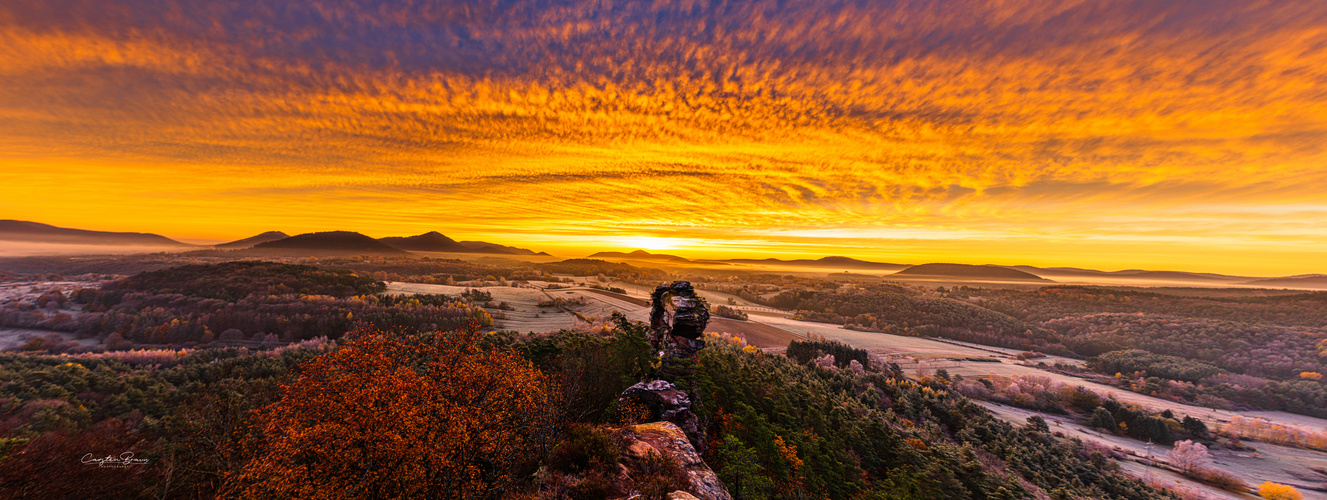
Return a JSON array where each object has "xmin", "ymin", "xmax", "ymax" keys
[
  {"xmin": 1258, "ymin": 482, "xmax": 1303, "ymax": 500},
  {"xmin": 225, "ymin": 323, "xmax": 556, "ymax": 499}
]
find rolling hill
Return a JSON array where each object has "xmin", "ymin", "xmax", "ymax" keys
[
  {"xmin": 588, "ymin": 250, "xmax": 691, "ymax": 262},
  {"xmin": 1008, "ymin": 265, "xmax": 1250, "ymax": 282},
  {"xmin": 893, "ymin": 263, "xmax": 1048, "ymax": 281},
  {"xmin": 457, "ymin": 240, "xmax": 546, "ymax": 255},
  {"xmin": 251, "ymin": 231, "xmax": 408, "ymax": 255},
  {"xmin": 377, "ymin": 232, "xmax": 547, "ymax": 255},
  {"xmin": 1008, "ymin": 262, "xmax": 1257, "ymax": 282},
  {"xmin": 378, "ymin": 231, "xmax": 472, "ymax": 252},
  {"xmin": 724, "ymin": 256, "xmax": 908, "ymax": 270},
  {"xmin": 215, "ymin": 231, "xmax": 290, "ymax": 249},
  {"xmin": 1240, "ymin": 274, "xmax": 1327, "ymax": 289},
  {"xmin": 0, "ymin": 220, "xmax": 191, "ymax": 247}
]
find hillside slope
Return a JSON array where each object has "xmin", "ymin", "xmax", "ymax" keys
[
  {"xmin": 895, "ymin": 263, "xmax": 1048, "ymax": 281},
  {"xmin": 252, "ymin": 231, "xmax": 408, "ymax": 255},
  {"xmin": 215, "ymin": 231, "xmax": 289, "ymax": 249},
  {"xmin": 0, "ymin": 220, "xmax": 190, "ymax": 246}
]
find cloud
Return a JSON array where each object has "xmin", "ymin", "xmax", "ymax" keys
[{"xmin": 1, "ymin": 0, "xmax": 1326, "ymax": 273}]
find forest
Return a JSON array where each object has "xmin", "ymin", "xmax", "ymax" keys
[
  {"xmin": 1, "ymin": 258, "xmax": 1323, "ymax": 498},
  {"xmin": 0, "ymin": 318, "xmax": 1173, "ymax": 499}
]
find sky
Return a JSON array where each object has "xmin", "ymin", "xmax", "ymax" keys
[{"xmin": 2, "ymin": 0, "xmax": 1326, "ymax": 276}]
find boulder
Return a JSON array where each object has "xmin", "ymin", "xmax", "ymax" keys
[
  {"xmin": 621, "ymin": 380, "xmax": 690, "ymax": 420},
  {"xmin": 619, "ymin": 380, "xmax": 704, "ymax": 452},
  {"xmin": 622, "ymin": 422, "xmax": 730, "ymax": 500}
]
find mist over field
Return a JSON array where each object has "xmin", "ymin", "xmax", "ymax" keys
[{"xmin": 0, "ymin": 242, "xmax": 191, "ymax": 257}]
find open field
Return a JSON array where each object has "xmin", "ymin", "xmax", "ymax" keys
[
  {"xmin": 981, "ymin": 401, "xmax": 1327, "ymax": 499},
  {"xmin": 386, "ymin": 281, "xmax": 805, "ymax": 348},
  {"xmin": 741, "ymin": 308, "xmax": 1327, "ymax": 435},
  {"xmin": 750, "ymin": 312, "xmax": 1327, "ymax": 498},
  {"xmin": 385, "ymin": 281, "xmax": 630, "ymax": 332},
  {"xmin": 0, "ymin": 327, "xmax": 94, "ymax": 351}
]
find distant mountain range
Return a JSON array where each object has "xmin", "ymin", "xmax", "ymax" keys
[
  {"xmin": 457, "ymin": 240, "xmax": 549, "ymax": 256},
  {"xmin": 379, "ymin": 231, "xmax": 471, "ymax": 252},
  {"xmin": 587, "ymin": 250, "xmax": 1327, "ymax": 287},
  {"xmin": 1238, "ymin": 274, "xmax": 1327, "ymax": 289},
  {"xmin": 723, "ymin": 256, "xmax": 909, "ymax": 271},
  {"xmin": 1008, "ymin": 265, "xmax": 1247, "ymax": 282},
  {"xmin": 0, "ymin": 220, "xmax": 192, "ymax": 247},
  {"xmin": 894, "ymin": 263, "xmax": 1049, "ymax": 281},
  {"xmin": 375, "ymin": 231, "xmax": 548, "ymax": 255},
  {"xmin": 588, "ymin": 250, "xmax": 692, "ymax": 262},
  {"xmin": 3, "ymin": 221, "xmax": 1323, "ymax": 288},
  {"xmin": 0, "ymin": 220, "xmax": 545, "ymax": 256},
  {"xmin": 253, "ymin": 231, "xmax": 408, "ymax": 255},
  {"xmin": 587, "ymin": 251, "xmax": 912, "ymax": 271}
]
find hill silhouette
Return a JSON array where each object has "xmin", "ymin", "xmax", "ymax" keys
[
  {"xmin": 1008, "ymin": 265, "xmax": 1248, "ymax": 282},
  {"xmin": 457, "ymin": 240, "xmax": 543, "ymax": 255},
  {"xmin": 0, "ymin": 220, "xmax": 191, "ymax": 246},
  {"xmin": 215, "ymin": 231, "xmax": 290, "ymax": 249},
  {"xmin": 377, "ymin": 232, "xmax": 546, "ymax": 255},
  {"xmin": 252, "ymin": 231, "xmax": 407, "ymax": 255},
  {"xmin": 589, "ymin": 249, "xmax": 691, "ymax": 262},
  {"xmin": 725, "ymin": 256, "xmax": 907, "ymax": 270},
  {"xmin": 1240, "ymin": 274, "xmax": 1327, "ymax": 289},
  {"xmin": 894, "ymin": 263, "xmax": 1048, "ymax": 281},
  {"xmin": 379, "ymin": 231, "xmax": 471, "ymax": 252}
]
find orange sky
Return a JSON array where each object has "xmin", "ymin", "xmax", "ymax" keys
[{"xmin": 2, "ymin": 0, "xmax": 1326, "ymax": 276}]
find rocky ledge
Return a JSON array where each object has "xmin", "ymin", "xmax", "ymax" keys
[{"xmin": 621, "ymin": 422, "xmax": 730, "ymax": 500}]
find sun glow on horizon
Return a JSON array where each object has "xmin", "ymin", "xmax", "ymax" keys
[
  {"xmin": 2, "ymin": 0, "xmax": 1326, "ymax": 275},
  {"xmin": 614, "ymin": 236, "xmax": 682, "ymax": 252}
]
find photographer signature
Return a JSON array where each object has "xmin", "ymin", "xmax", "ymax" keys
[{"xmin": 81, "ymin": 452, "xmax": 149, "ymax": 468}]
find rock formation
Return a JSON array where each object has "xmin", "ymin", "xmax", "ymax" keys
[
  {"xmin": 649, "ymin": 281, "xmax": 709, "ymax": 357},
  {"xmin": 619, "ymin": 380, "xmax": 703, "ymax": 452},
  {"xmin": 621, "ymin": 422, "xmax": 731, "ymax": 500}
]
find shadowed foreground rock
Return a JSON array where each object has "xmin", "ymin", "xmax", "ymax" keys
[
  {"xmin": 666, "ymin": 492, "xmax": 700, "ymax": 500},
  {"xmin": 622, "ymin": 422, "xmax": 730, "ymax": 500},
  {"xmin": 619, "ymin": 380, "xmax": 704, "ymax": 453}
]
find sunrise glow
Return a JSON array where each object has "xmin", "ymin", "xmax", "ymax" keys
[
  {"xmin": 616, "ymin": 237, "xmax": 682, "ymax": 252},
  {"xmin": 2, "ymin": 1, "xmax": 1326, "ymax": 275}
]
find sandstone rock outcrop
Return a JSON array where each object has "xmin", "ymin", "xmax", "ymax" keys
[
  {"xmin": 619, "ymin": 380, "xmax": 704, "ymax": 453},
  {"xmin": 621, "ymin": 422, "xmax": 730, "ymax": 500}
]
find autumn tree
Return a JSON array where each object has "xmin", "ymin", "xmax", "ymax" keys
[
  {"xmin": 225, "ymin": 323, "xmax": 556, "ymax": 499},
  {"xmin": 1258, "ymin": 482, "xmax": 1303, "ymax": 500}
]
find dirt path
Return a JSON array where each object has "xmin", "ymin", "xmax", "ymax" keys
[
  {"xmin": 707, "ymin": 317, "xmax": 805, "ymax": 348},
  {"xmin": 578, "ymin": 287, "xmax": 648, "ymax": 307}
]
